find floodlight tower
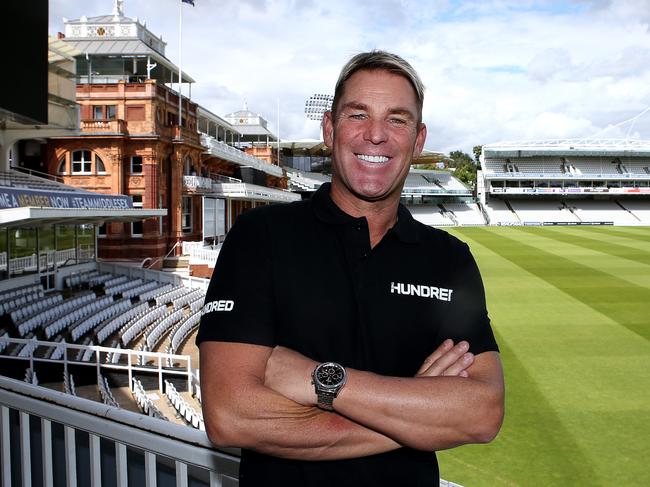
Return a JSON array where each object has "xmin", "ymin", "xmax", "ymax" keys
[{"xmin": 304, "ymin": 93, "xmax": 334, "ymax": 122}]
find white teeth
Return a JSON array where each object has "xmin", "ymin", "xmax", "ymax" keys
[{"xmin": 357, "ymin": 154, "xmax": 389, "ymax": 163}]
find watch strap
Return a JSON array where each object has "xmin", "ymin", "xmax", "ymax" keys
[{"xmin": 316, "ymin": 391, "xmax": 336, "ymax": 411}]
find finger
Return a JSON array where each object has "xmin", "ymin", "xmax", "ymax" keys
[
  {"xmin": 416, "ymin": 339, "xmax": 453, "ymax": 375},
  {"xmin": 442, "ymin": 352, "xmax": 474, "ymax": 377},
  {"xmin": 421, "ymin": 341, "xmax": 470, "ymax": 377}
]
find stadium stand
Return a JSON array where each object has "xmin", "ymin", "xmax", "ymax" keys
[
  {"xmin": 508, "ymin": 200, "xmax": 580, "ymax": 224},
  {"xmin": 63, "ymin": 372, "xmax": 77, "ymax": 396},
  {"xmin": 570, "ymin": 200, "xmax": 641, "ymax": 224},
  {"xmin": 443, "ymin": 203, "xmax": 487, "ymax": 225},
  {"xmin": 97, "ymin": 373, "xmax": 120, "ymax": 408},
  {"xmin": 165, "ymin": 379, "xmax": 205, "ymax": 431},
  {"xmin": 132, "ymin": 378, "xmax": 168, "ymax": 420},
  {"xmin": 408, "ymin": 206, "xmax": 456, "ymax": 226},
  {"xmin": 120, "ymin": 303, "xmax": 168, "ymax": 347},
  {"xmin": 483, "ymin": 199, "xmax": 520, "ymax": 225},
  {"xmin": 619, "ymin": 200, "xmax": 650, "ymax": 223},
  {"xmin": 166, "ymin": 309, "xmax": 202, "ymax": 362},
  {"xmin": 480, "ymin": 140, "xmax": 650, "ymax": 226},
  {"xmin": 24, "ymin": 368, "xmax": 38, "ymax": 385}
]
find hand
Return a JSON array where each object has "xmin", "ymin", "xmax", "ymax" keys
[
  {"xmin": 264, "ymin": 346, "xmax": 318, "ymax": 406},
  {"xmin": 416, "ymin": 339, "xmax": 474, "ymax": 378}
]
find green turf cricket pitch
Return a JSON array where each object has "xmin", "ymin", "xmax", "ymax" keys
[{"xmin": 437, "ymin": 225, "xmax": 650, "ymax": 487}]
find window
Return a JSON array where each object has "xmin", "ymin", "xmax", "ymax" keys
[
  {"xmin": 184, "ymin": 156, "xmax": 195, "ymax": 175},
  {"xmin": 92, "ymin": 105, "xmax": 116, "ymax": 120},
  {"xmin": 130, "ymin": 156, "xmax": 143, "ymax": 174},
  {"xmin": 56, "ymin": 156, "xmax": 67, "ymax": 174},
  {"xmin": 98, "ymin": 223, "xmax": 107, "ymax": 238},
  {"xmin": 126, "ymin": 105, "xmax": 145, "ymax": 121},
  {"xmin": 182, "ymin": 197, "xmax": 192, "ymax": 232},
  {"xmin": 96, "ymin": 155, "xmax": 106, "ymax": 174},
  {"xmin": 72, "ymin": 150, "xmax": 92, "ymax": 174},
  {"xmin": 131, "ymin": 195, "xmax": 143, "ymax": 237}
]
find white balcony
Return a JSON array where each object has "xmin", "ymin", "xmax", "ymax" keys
[
  {"xmin": 182, "ymin": 175, "xmax": 214, "ymax": 194},
  {"xmin": 211, "ymin": 182, "xmax": 301, "ymax": 203},
  {"xmin": 200, "ymin": 135, "xmax": 284, "ymax": 178}
]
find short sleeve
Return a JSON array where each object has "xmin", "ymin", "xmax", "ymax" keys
[
  {"xmin": 195, "ymin": 210, "xmax": 276, "ymax": 347},
  {"xmin": 436, "ymin": 241, "xmax": 498, "ymax": 356}
]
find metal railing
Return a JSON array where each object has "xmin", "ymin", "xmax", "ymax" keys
[
  {"xmin": 97, "ymin": 261, "xmax": 210, "ymax": 291},
  {"xmin": 0, "ymin": 337, "xmax": 193, "ymax": 395},
  {"xmin": 0, "ymin": 248, "xmax": 94, "ymax": 274},
  {"xmin": 182, "ymin": 175, "xmax": 213, "ymax": 193},
  {"xmin": 0, "ymin": 375, "xmax": 240, "ymax": 487},
  {"xmin": 211, "ymin": 182, "xmax": 301, "ymax": 203},
  {"xmin": 200, "ymin": 134, "xmax": 284, "ymax": 177}
]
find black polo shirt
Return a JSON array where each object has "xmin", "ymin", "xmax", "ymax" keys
[{"xmin": 197, "ymin": 183, "xmax": 498, "ymax": 487}]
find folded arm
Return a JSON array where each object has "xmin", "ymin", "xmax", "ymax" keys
[
  {"xmin": 199, "ymin": 339, "xmax": 478, "ymax": 459},
  {"xmin": 264, "ymin": 342, "xmax": 504, "ymax": 452},
  {"xmin": 199, "ymin": 341, "xmax": 399, "ymax": 460}
]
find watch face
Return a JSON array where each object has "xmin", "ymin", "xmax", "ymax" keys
[{"xmin": 316, "ymin": 363, "xmax": 345, "ymax": 387}]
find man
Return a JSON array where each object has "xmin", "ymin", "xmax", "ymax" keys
[{"xmin": 197, "ymin": 50, "xmax": 504, "ymax": 486}]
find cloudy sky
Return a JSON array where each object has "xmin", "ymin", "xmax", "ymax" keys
[{"xmin": 49, "ymin": 0, "xmax": 650, "ymax": 154}]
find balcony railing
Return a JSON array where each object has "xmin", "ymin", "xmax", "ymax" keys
[
  {"xmin": 0, "ymin": 375, "xmax": 240, "ymax": 487},
  {"xmin": 182, "ymin": 175, "xmax": 213, "ymax": 194},
  {"xmin": 182, "ymin": 241, "xmax": 222, "ymax": 268},
  {"xmin": 80, "ymin": 118, "xmax": 127, "ymax": 134},
  {"xmin": 174, "ymin": 125, "xmax": 200, "ymax": 144},
  {"xmin": 200, "ymin": 134, "xmax": 284, "ymax": 177},
  {"xmin": 211, "ymin": 182, "xmax": 301, "ymax": 203}
]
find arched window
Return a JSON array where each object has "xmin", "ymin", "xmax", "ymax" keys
[
  {"xmin": 96, "ymin": 155, "xmax": 106, "ymax": 173},
  {"xmin": 56, "ymin": 156, "xmax": 67, "ymax": 174}
]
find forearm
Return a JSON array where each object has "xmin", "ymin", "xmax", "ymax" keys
[
  {"xmin": 265, "ymin": 347, "xmax": 504, "ymax": 452},
  {"xmin": 204, "ymin": 382, "xmax": 399, "ymax": 460},
  {"xmin": 334, "ymin": 361, "xmax": 504, "ymax": 451},
  {"xmin": 199, "ymin": 340, "xmax": 400, "ymax": 461}
]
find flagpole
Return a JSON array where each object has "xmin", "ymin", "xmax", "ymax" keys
[
  {"xmin": 178, "ymin": 0, "xmax": 183, "ymax": 128},
  {"xmin": 277, "ymin": 97, "xmax": 281, "ymax": 166}
]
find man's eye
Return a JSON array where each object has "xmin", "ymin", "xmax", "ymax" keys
[
  {"xmin": 389, "ymin": 118, "xmax": 407, "ymax": 125},
  {"xmin": 350, "ymin": 113, "xmax": 367, "ymax": 120}
]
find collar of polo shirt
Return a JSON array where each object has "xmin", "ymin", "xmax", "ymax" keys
[{"xmin": 311, "ymin": 183, "xmax": 420, "ymax": 244}]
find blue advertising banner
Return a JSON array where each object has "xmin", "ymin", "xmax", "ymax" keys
[{"xmin": 0, "ymin": 187, "xmax": 132, "ymax": 210}]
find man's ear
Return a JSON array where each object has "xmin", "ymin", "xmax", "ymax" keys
[
  {"xmin": 323, "ymin": 111, "xmax": 334, "ymax": 148},
  {"xmin": 412, "ymin": 123, "xmax": 427, "ymax": 159}
]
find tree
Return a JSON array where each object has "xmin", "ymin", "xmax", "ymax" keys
[
  {"xmin": 473, "ymin": 145, "xmax": 483, "ymax": 166},
  {"xmin": 448, "ymin": 150, "xmax": 477, "ymax": 188},
  {"xmin": 448, "ymin": 150, "xmax": 474, "ymax": 168}
]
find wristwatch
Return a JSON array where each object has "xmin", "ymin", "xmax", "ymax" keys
[{"xmin": 312, "ymin": 362, "xmax": 347, "ymax": 410}]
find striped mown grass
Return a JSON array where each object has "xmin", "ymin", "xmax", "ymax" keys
[{"xmin": 437, "ymin": 226, "xmax": 650, "ymax": 487}]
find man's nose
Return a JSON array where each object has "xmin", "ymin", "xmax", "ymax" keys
[{"xmin": 364, "ymin": 119, "xmax": 388, "ymax": 144}]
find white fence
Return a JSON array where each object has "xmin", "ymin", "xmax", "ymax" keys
[
  {"xmin": 181, "ymin": 241, "xmax": 221, "ymax": 268},
  {"xmin": 0, "ymin": 248, "xmax": 95, "ymax": 274},
  {"xmin": 182, "ymin": 175, "xmax": 213, "ymax": 192},
  {"xmin": 201, "ymin": 134, "xmax": 284, "ymax": 177},
  {"xmin": 0, "ymin": 336, "xmax": 194, "ymax": 395},
  {"xmin": 0, "ymin": 375, "xmax": 240, "ymax": 487},
  {"xmin": 97, "ymin": 261, "xmax": 210, "ymax": 291}
]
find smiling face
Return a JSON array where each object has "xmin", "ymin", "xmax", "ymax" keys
[{"xmin": 323, "ymin": 69, "xmax": 427, "ymax": 210}]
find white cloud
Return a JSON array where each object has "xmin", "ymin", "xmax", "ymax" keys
[{"xmin": 49, "ymin": 0, "xmax": 650, "ymax": 154}]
